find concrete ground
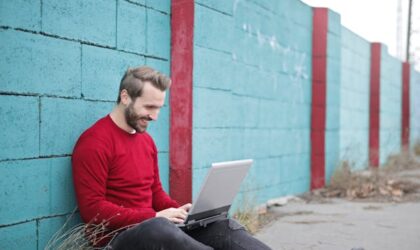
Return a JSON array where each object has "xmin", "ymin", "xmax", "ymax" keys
[{"xmin": 255, "ymin": 168, "xmax": 420, "ymax": 250}]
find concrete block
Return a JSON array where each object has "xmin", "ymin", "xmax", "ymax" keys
[
  {"xmin": 0, "ymin": 96, "xmax": 39, "ymax": 160},
  {"xmin": 195, "ymin": 4, "xmax": 234, "ymax": 53},
  {"xmin": 42, "ymin": 0, "xmax": 116, "ymax": 46},
  {"xmin": 327, "ymin": 33, "xmax": 341, "ymax": 60},
  {"xmin": 129, "ymin": 0, "xmax": 146, "ymax": 5},
  {"xmin": 145, "ymin": 58, "xmax": 170, "ymax": 75},
  {"xmin": 192, "ymin": 128, "xmax": 231, "ymax": 168},
  {"xmin": 147, "ymin": 9, "xmax": 170, "ymax": 59},
  {"xmin": 147, "ymin": 105, "xmax": 169, "ymax": 151},
  {"xmin": 40, "ymin": 98, "xmax": 112, "ymax": 156},
  {"xmin": 328, "ymin": 10, "xmax": 341, "ymax": 36},
  {"xmin": 0, "ymin": 222, "xmax": 37, "ymax": 250},
  {"xmin": 0, "ymin": 157, "xmax": 75, "ymax": 225},
  {"xmin": 0, "ymin": 0, "xmax": 41, "ymax": 30},
  {"xmin": 0, "ymin": 29, "xmax": 81, "ymax": 97},
  {"xmin": 82, "ymin": 45, "xmax": 145, "ymax": 101},
  {"xmin": 194, "ymin": 46, "xmax": 233, "ymax": 91},
  {"xmin": 196, "ymin": 0, "xmax": 234, "ymax": 15},
  {"xmin": 117, "ymin": 1, "xmax": 146, "ymax": 54},
  {"xmin": 38, "ymin": 214, "xmax": 82, "ymax": 250},
  {"xmin": 157, "ymin": 152, "xmax": 169, "ymax": 192},
  {"xmin": 193, "ymin": 88, "xmax": 233, "ymax": 128},
  {"xmin": 147, "ymin": 0, "xmax": 170, "ymax": 13}
]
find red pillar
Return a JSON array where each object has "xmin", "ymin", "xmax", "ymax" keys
[
  {"xmin": 402, "ymin": 62, "xmax": 411, "ymax": 150},
  {"xmin": 369, "ymin": 43, "xmax": 381, "ymax": 167},
  {"xmin": 310, "ymin": 8, "xmax": 328, "ymax": 190},
  {"xmin": 170, "ymin": 0, "xmax": 194, "ymax": 204}
]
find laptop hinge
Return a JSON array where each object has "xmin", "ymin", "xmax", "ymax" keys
[{"xmin": 198, "ymin": 212, "xmax": 228, "ymax": 227}]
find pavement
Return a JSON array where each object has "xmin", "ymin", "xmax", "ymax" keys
[{"xmin": 255, "ymin": 168, "xmax": 420, "ymax": 250}]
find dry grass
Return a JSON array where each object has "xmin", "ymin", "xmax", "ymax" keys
[
  {"xmin": 305, "ymin": 152, "xmax": 420, "ymax": 202},
  {"xmin": 414, "ymin": 139, "xmax": 420, "ymax": 156},
  {"xmin": 45, "ymin": 211, "xmax": 134, "ymax": 250}
]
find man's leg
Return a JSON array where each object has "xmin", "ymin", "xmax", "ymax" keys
[
  {"xmin": 108, "ymin": 217, "xmax": 213, "ymax": 250},
  {"xmin": 186, "ymin": 219, "xmax": 272, "ymax": 250}
]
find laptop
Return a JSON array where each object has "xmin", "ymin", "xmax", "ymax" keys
[{"xmin": 177, "ymin": 159, "xmax": 253, "ymax": 230}]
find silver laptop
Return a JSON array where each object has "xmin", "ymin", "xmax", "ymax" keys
[{"xmin": 177, "ymin": 159, "xmax": 253, "ymax": 230}]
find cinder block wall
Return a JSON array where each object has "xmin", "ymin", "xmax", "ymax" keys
[
  {"xmin": 0, "ymin": 1, "xmax": 171, "ymax": 249},
  {"xmin": 411, "ymin": 69, "xmax": 420, "ymax": 147},
  {"xmin": 339, "ymin": 27, "xmax": 371, "ymax": 170},
  {"xmin": 325, "ymin": 10, "xmax": 341, "ymax": 183},
  {"xmin": 193, "ymin": 0, "xmax": 313, "ymax": 205},
  {"xmin": 379, "ymin": 46, "xmax": 402, "ymax": 165}
]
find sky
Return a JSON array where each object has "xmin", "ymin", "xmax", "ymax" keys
[{"xmin": 300, "ymin": 0, "xmax": 414, "ymax": 62}]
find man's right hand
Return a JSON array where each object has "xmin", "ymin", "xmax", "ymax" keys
[{"xmin": 156, "ymin": 203, "xmax": 191, "ymax": 224}]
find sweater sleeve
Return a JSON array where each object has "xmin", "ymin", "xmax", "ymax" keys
[
  {"xmin": 149, "ymin": 139, "xmax": 180, "ymax": 211},
  {"xmin": 72, "ymin": 137, "xmax": 156, "ymax": 230}
]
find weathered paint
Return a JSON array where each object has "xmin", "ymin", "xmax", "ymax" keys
[
  {"xmin": 169, "ymin": 0, "xmax": 194, "ymax": 204},
  {"xmin": 402, "ymin": 62, "xmax": 411, "ymax": 150},
  {"xmin": 311, "ymin": 8, "xmax": 328, "ymax": 189},
  {"xmin": 369, "ymin": 43, "xmax": 381, "ymax": 167}
]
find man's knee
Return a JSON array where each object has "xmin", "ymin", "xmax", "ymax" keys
[{"xmin": 139, "ymin": 217, "xmax": 179, "ymax": 239}]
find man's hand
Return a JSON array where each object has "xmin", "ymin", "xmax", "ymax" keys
[{"xmin": 156, "ymin": 203, "xmax": 192, "ymax": 224}]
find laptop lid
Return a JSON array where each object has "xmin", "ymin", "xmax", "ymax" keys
[{"xmin": 185, "ymin": 159, "xmax": 253, "ymax": 224}]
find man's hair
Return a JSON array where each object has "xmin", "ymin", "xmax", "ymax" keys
[{"xmin": 117, "ymin": 66, "xmax": 171, "ymax": 103}]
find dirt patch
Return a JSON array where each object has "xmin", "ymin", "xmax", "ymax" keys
[{"xmin": 300, "ymin": 153, "xmax": 420, "ymax": 204}]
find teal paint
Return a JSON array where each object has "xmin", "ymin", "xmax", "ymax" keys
[
  {"xmin": 0, "ymin": 158, "xmax": 75, "ymax": 225},
  {"xmin": 193, "ymin": 1, "xmax": 313, "ymax": 201},
  {"xmin": 380, "ymin": 47, "xmax": 402, "ymax": 165},
  {"xmin": 147, "ymin": 9, "xmax": 171, "ymax": 59},
  {"xmin": 40, "ymin": 98, "xmax": 112, "ymax": 156},
  {"xmin": 38, "ymin": 214, "xmax": 82, "ymax": 249},
  {"xmin": 410, "ymin": 69, "xmax": 420, "ymax": 147},
  {"xmin": 0, "ymin": 96, "xmax": 39, "ymax": 160},
  {"xmin": 0, "ymin": 0, "xmax": 41, "ymax": 31},
  {"xmin": 339, "ymin": 27, "xmax": 371, "ymax": 170},
  {"xmin": 81, "ymin": 45, "xmax": 146, "ymax": 101},
  {"xmin": 148, "ymin": 105, "xmax": 170, "ymax": 151},
  {"xmin": 195, "ymin": 4, "xmax": 234, "ymax": 53},
  {"xmin": 325, "ymin": 10, "xmax": 342, "ymax": 183},
  {"xmin": 117, "ymin": 1, "xmax": 147, "ymax": 54},
  {"xmin": 0, "ymin": 29, "xmax": 81, "ymax": 97},
  {"xmin": 42, "ymin": 0, "xmax": 116, "ymax": 46},
  {"xmin": 0, "ymin": 222, "xmax": 37, "ymax": 250},
  {"xmin": 0, "ymin": 0, "xmax": 171, "ymax": 247},
  {"xmin": 146, "ymin": 0, "xmax": 170, "ymax": 13}
]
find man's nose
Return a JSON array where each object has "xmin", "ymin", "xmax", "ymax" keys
[{"xmin": 148, "ymin": 110, "xmax": 160, "ymax": 121}]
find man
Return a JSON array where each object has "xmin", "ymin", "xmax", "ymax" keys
[{"xmin": 72, "ymin": 66, "xmax": 271, "ymax": 249}]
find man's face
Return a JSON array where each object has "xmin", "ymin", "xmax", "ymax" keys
[{"xmin": 124, "ymin": 82, "xmax": 166, "ymax": 133}]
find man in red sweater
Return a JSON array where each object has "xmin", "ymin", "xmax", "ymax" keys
[{"xmin": 72, "ymin": 66, "xmax": 271, "ymax": 249}]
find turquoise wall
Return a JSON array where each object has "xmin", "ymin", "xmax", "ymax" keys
[
  {"xmin": 325, "ymin": 10, "xmax": 341, "ymax": 183},
  {"xmin": 0, "ymin": 1, "xmax": 171, "ymax": 249},
  {"xmin": 339, "ymin": 27, "xmax": 371, "ymax": 170},
  {"xmin": 379, "ymin": 46, "xmax": 402, "ymax": 165},
  {"xmin": 410, "ymin": 68, "xmax": 420, "ymax": 147},
  {"xmin": 193, "ymin": 0, "xmax": 313, "ymax": 206},
  {"xmin": 2, "ymin": 0, "xmax": 420, "ymax": 247}
]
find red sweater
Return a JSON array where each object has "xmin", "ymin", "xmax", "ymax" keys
[{"xmin": 72, "ymin": 115, "xmax": 179, "ymax": 239}]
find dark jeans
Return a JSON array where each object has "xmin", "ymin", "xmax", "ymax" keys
[{"xmin": 107, "ymin": 217, "xmax": 272, "ymax": 250}]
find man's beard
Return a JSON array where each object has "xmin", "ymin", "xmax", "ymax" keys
[{"xmin": 124, "ymin": 103, "xmax": 152, "ymax": 133}]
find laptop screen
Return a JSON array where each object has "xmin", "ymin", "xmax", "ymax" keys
[{"xmin": 188, "ymin": 159, "xmax": 253, "ymax": 217}]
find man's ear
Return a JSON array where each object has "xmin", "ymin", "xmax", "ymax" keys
[{"xmin": 120, "ymin": 89, "xmax": 131, "ymax": 106}]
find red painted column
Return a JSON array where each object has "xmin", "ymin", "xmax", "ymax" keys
[
  {"xmin": 311, "ymin": 8, "xmax": 328, "ymax": 190},
  {"xmin": 402, "ymin": 62, "xmax": 411, "ymax": 150},
  {"xmin": 369, "ymin": 43, "xmax": 381, "ymax": 167},
  {"xmin": 170, "ymin": 0, "xmax": 194, "ymax": 204}
]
